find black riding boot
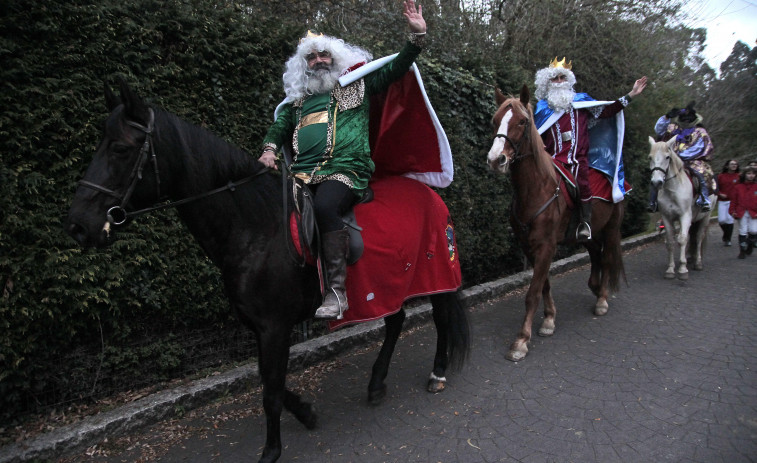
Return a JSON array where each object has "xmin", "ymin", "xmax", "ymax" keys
[
  {"xmin": 577, "ymin": 201, "xmax": 592, "ymax": 242},
  {"xmin": 721, "ymin": 223, "xmax": 734, "ymax": 246},
  {"xmin": 747, "ymin": 233, "xmax": 757, "ymax": 256},
  {"xmin": 314, "ymin": 228, "xmax": 350, "ymax": 320},
  {"xmin": 693, "ymin": 171, "xmax": 711, "ymax": 211},
  {"xmin": 738, "ymin": 235, "xmax": 747, "ymax": 259}
]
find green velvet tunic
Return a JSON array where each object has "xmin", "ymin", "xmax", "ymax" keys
[{"xmin": 263, "ymin": 41, "xmax": 422, "ymax": 192}]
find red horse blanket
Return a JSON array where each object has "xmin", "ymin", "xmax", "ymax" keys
[{"xmin": 328, "ymin": 175, "xmax": 461, "ymax": 330}]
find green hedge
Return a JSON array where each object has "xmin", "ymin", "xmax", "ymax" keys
[{"xmin": 0, "ymin": 0, "xmax": 650, "ymax": 421}]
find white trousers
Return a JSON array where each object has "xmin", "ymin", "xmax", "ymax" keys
[
  {"xmin": 718, "ymin": 201, "xmax": 734, "ymax": 224},
  {"xmin": 738, "ymin": 214, "xmax": 757, "ymax": 235}
]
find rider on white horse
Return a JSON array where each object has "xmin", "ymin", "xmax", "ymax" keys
[{"xmin": 649, "ymin": 103, "xmax": 715, "ymax": 212}]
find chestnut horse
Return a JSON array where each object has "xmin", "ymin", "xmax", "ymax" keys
[{"xmin": 486, "ymin": 86, "xmax": 625, "ymax": 362}]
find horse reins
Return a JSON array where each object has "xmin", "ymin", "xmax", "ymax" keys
[
  {"xmin": 493, "ymin": 113, "xmax": 561, "ymax": 229},
  {"xmin": 78, "ymin": 108, "xmax": 270, "ymax": 225}
]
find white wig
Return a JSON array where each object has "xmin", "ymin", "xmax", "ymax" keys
[
  {"xmin": 534, "ymin": 66, "xmax": 577, "ymax": 101},
  {"xmin": 282, "ymin": 34, "xmax": 373, "ymax": 100}
]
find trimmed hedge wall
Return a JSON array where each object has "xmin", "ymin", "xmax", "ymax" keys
[{"xmin": 0, "ymin": 0, "xmax": 650, "ymax": 421}]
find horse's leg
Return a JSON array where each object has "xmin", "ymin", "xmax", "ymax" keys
[
  {"xmin": 507, "ymin": 244, "xmax": 555, "ymax": 362},
  {"xmin": 283, "ymin": 388, "xmax": 317, "ymax": 430},
  {"xmin": 662, "ymin": 215, "xmax": 677, "ymax": 279},
  {"xmin": 586, "ymin": 243, "xmax": 602, "ymax": 297},
  {"xmin": 585, "ymin": 241, "xmax": 611, "ymax": 315},
  {"xmin": 537, "ymin": 277, "xmax": 556, "ymax": 336},
  {"xmin": 257, "ymin": 328, "xmax": 294, "ymax": 463},
  {"xmin": 677, "ymin": 214, "xmax": 692, "ymax": 280},
  {"xmin": 592, "ymin": 204, "xmax": 624, "ymax": 316},
  {"xmin": 367, "ymin": 309, "xmax": 405, "ymax": 405},
  {"xmin": 691, "ymin": 218, "xmax": 706, "ymax": 270},
  {"xmin": 428, "ymin": 296, "xmax": 450, "ymax": 393},
  {"xmin": 427, "ymin": 292, "xmax": 470, "ymax": 393}
]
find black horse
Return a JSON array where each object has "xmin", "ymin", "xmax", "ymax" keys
[{"xmin": 65, "ymin": 80, "xmax": 469, "ymax": 463}]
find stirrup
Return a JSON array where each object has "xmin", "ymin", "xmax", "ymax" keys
[
  {"xmin": 576, "ymin": 222, "xmax": 592, "ymax": 241},
  {"xmin": 697, "ymin": 198, "xmax": 711, "ymax": 212},
  {"xmin": 314, "ymin": 289, "xmax": 346, "ymax": 320}
]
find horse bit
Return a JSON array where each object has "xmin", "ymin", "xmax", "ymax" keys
[
  {"xmin": 493, "ymin": 116, "xmax": 530, "ymax": 164},
  {"xmin": 651, "ymin": 158, "xmax": 675, "ymax": 183},
  {"xmin": 78, "ymin": 107, "xmax": 268, "ymax": 231}
]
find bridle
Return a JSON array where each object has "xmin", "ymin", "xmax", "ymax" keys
[
  {"xmin": 651, "ymin": 152, "xmax": 677, "ymax": 184},
  {"xmin": 493, "ymin": 106, "xmax": 561, "ymax": 230},
  {"xmin": 78, "ymin": 108, "xmax": 159, "ymax": 225},
  {"xmin": 493, "ymin": 108, "xmax": 532, "ymax": 163},
  {"xmin": 78, "ymin": 108, "xmax": 269, "ymax": 225}
]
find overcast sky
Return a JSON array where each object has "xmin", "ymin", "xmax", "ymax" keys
[{"xmin": 682, "ymin": 0, "xmax": 757, "ymax": 70}]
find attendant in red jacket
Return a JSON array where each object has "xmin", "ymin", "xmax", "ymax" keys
[
  {"xmin": 729, "ymin": 166, "xmax": 757, "ymax": 258},
  {"xmin": 717, "ymin": 159, "xmax": 740, "ymax": 246}
]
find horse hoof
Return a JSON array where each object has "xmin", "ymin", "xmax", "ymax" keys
[
  {"xmin": 367, "ymin": 384, "xmax": 387, "ymax": 406},
  {"xmin": 259, "ymin": 447, "xmax": 282, "ymax": 463},
  {"xmin": 678, "ymin": 272, "xmax": 689, "ymax": 281},
  {"xmin": 693, "ymin": 263, "xmax": 703, "ymax": 271},
  {"xmin": 594, "ymin": 303, "xmax": 608, "ymax": 316},
  {"xmin": 427, "ymin": 377, "xmax": 446, "ymax": 394},
  {"xmin": 538, "ymin": 327, "xmax": 554, "ymax": 336},
  {"xmin": 296, "ymin": 403, "xmax": 318, "ymax": 430},
  {"xmin": 664, "ymin": 272, "xmax": 676, "ymax": 279},
  {"xmin": 538, "ymin": 319, "xmax": 555, "ymax": 337},
  {"xmin": 505, "ymin": 349, "xmax": 527, "ymax": 362}
]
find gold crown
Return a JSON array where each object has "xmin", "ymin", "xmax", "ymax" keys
[
  {"xmin": 300, "ymin": 30, "xmax": 324, "ymax": 44},
  {"xmin": 549, "ymin": 57, "xmax": 572, "ymax": 70}
]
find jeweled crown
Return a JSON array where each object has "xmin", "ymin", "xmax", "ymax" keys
[
  {"xmin": 549, "ymin": 57, "xmax": 572, "ymax": 70},
  {"xmin": 300, "ymin": 30, "xmax": 324, "ymax": 44}
]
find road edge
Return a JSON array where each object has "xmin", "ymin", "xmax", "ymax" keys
[{"xmin": 0, "ymin": 232, "xmax": 662, "ymax": 463}]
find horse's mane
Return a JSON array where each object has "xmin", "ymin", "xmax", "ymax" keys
[
  {"xmin": 155, "ymin": 108, "xmax": 264, "ymax": 181},
  {"xmin": 505, "ymin": 96, "xmax": 555, "ymax": 183},
  {"xmin": 151, "ymin": 106, "xmax": 280, "ymax": 212}
]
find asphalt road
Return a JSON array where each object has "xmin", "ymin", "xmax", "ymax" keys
[{"xmin": 60, "ymin": 226, "xmax": 757, "ymax": 463}]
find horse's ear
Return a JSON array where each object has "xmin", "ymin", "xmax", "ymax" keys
[
  {"xmin": 519, "ymin": 84, "xmax": 530, "ymax": 105},
  {"xmin": 118, "ymin": 78, "xmax": 150, "ymax": 125},
  {"xmin": 495, "ymin": 87, "xmax": 507, "ymax": 106},
  {"xmin": 104, "ymin": 82, "xmax": 121, "ymax": 112},
  {"xmin": 666, "ymin": 137, "xmax": 677, "ymax": 150},
  {"xmin": 648, "ymin": 136, "xmax": 656, "ymax": 147}
]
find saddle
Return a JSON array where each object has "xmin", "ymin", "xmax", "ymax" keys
[
  {"xmin": 292, "ymin": 179, "xmax": 371, "ymax": 266},
  {"xmin": 281, "ymin": 143, "xmax": 369, "ymax": 266}
]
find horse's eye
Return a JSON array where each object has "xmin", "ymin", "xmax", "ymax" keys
[
  {"xmin": 110, "ymin": 143, "xmax": 131, "ymax": 156},
  {"xmin": 519, "ymin": 120, "xmax": 527, "ymax": 126}
]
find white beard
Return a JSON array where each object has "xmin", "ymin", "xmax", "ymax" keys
[
  {"xmin": 306, "ymin": 68, "xmax": 339, "ymax": 95},
  {"xmin": 546, "ymin": 82, "xmax": 576, "ymax": 112}
]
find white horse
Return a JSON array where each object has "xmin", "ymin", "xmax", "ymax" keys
[{"xmin": 648, "ymin": 137, "xmax": 715, "ymax": 279}]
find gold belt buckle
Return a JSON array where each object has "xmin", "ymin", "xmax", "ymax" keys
[
  {"xmin": 561, "ymin": 131, "xmax": 573, "ymax": 142},
  {"xmin": 294, "ymin": 172, "xmax": 312, "ymax": 183}
]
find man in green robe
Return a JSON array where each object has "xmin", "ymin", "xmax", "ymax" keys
[{"xmin": 258, "ymin": 0, "xmax": 428, "ymax": 320}]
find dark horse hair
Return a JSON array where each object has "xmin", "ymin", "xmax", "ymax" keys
[{"xmin": 66, "ymin": 80, "xmax": 468, "ymax": 463}]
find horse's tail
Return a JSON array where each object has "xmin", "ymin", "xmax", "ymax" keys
[{"xmin": 430, "ymin": 292, "xmax": 470, "ymax": 371}]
